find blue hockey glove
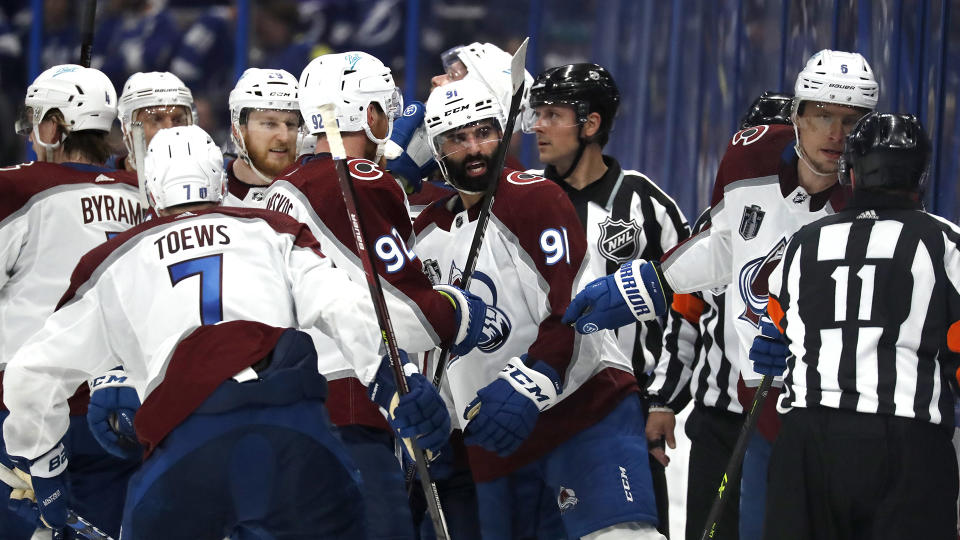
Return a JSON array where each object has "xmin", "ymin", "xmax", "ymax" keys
[
  {"xmin": 7, "ymin": 443, "xmax": 70, "ymax": 531},
  {"xmin": 462, "ymin": 357, "xmax": 562, "ymax": 457},
  {"xmin": 385, "ymin": 101, "xmax": 439, "ymax": 193},
  {"xmin": 749, "ymin": 320, "xmax": 790, "ymax": 376},
  {"xmin": 563, "ymin": 259, "xmax": 668, "ymax": 334},
  {"xmin": 434, "ymin": 284, "xmax": 487, "ymax": 357},
  {"xmin": 368, "ymin": 350, "xmax": 451, "ymax": 457},
  {"xmin": 87, "ymin": 368, "xmax": 143, "ymax": 460}
]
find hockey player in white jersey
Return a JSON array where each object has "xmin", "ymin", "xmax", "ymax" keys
[
  {"xmin": 416, "ymin": 78, "xmax": 666, "ymax": 540},
  {"xmin": 1, "ymin": 125, "xmax": 453, "ymax": 539},
  {"xmin": 224, "ymin": 68, "xmax": 301, "ymax": 206},
  {"xmin": 116, "ymin": 71, "xmax": 194, "ymax": 172},
  {"xmin": 264, "ymin": 51, "xmax": 487, "ymax": 539},
  {"xmin": 1, "ymin": 64, "xmax": 143, "ymax": 539}
]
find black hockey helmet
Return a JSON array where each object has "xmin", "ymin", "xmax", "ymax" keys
[
  {"xmin": 739, "ymin": 91, "xmax": 793, "ymax": 130},
  {"xmin": 527, "ymin": 63, "xmax": 620, "ymax": 146},
  {"xmin": 839, "ymin": 112, "xmax": 931, "ymax": 192}
]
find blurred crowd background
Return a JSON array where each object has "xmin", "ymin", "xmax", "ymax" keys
[{"xmin": 0, "ymin": 0, "xmax": 958, "ymax": 222}]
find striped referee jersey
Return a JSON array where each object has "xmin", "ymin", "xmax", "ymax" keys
[{"xmin": 769, "ymin": 191, "xmax": 960, "ymax": 425}]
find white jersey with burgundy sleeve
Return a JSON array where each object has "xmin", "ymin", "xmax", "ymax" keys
[
  {"xmin": 414, "ymin": 169, "xmax": 638, "ymax": 482},
  {"xmin": 222, "ymin": 158, "xmax": 271, "ymax": 208},
  {"xmin": 659, "ymin": 124, "xmax": 849, "ymax": 382},
  {"xmin": 0, "ymin": 161, "xmax": 144, "ymax": 368},
  {"xmin": 2, "ymin": 206, "xmax": 384, "ymax": 460}
]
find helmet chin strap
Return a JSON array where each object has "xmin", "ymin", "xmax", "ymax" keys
[
  {"xmin": 31, "ymin": 125, "xmax": 63, "ymax": 163},
  {"xmin": 233, "ymin": 128, "xmax": 274, "ymax": 184},
  {"xmin": 792, "ymin": 121, "xmax": 834, "ymax": 178},
  {"xmin": 364, "ymin": 119, "xmax": 394, "ymax": 163}
]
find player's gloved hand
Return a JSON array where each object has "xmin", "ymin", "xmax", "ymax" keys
[
  {"xmin": 434, "ymin": 284, "xmax": 487, "ymax": 357},
  {"xmin": 462, "ymin": 356, "xmax": 562, "ymax": 457},
  {"xmin": 384, "ymin": 102, "xmax": 439, "ymax": 193},
  {"xmin": 749, "ymin": 320, "xmax": 790, "ymax": 376},
  {"xmin": 562, "ymin": 259, "xmax": 668, "ymax": 334},
  {"xmin": 7, "ymin": 443, "xmax": 69, "ymax": 531},
  {"xmin": 87, "ymin": 368, "xmax": 143, "ymax": 460},
  {"xmin": 368, "ymin": 350, "xmax": 451, "ymax": 457}
]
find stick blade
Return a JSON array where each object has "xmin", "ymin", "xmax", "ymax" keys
[
  {"xmin": 510, "ymin": 38, "xmax": 529, "ymax": 95},
  {"xmin": 317, "ymin": 104, "xmax": 347, "ymax": 160}
]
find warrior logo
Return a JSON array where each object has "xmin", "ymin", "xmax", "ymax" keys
[
  {"xmin": 598, "ymin": 217, "xmax": 642, "ymax": 263},
  {"xmin": 557, "ymin": 487, "xmax": 579, "ymax": 513},
  {"xmin": 731, "ymin": 124, "xmax": 769, "ymax": 146},
  {"xmin": 739, "ymin": 204, "xmax": 765, "ymax": 240},
  {"xmin": 738, "ymin": 237, "xmax": 787, "ymax": 327},
  {"xmin": 448, "ymin": 261, "xmax": 511, "ymax": 354}
]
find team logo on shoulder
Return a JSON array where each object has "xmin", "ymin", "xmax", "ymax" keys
[
  {"xmin": 737, "ymin": 237, "xmax": 787, "ymax": 327},
  {"xmin": 557, "ymin": 487, "xmax": 579, "ymax": 513},
  {"xmin": 597, "ymin": 217, "xmax": 642, "ymax": 263},
  {"xmin": 507, "ymin": 171, "xmax": 544, "ymax": 185},
  {"xmin": 739, "ymin": 204, "xmax": 765, "ymax": 240},
  {"xmin": 731, "ymin": 124, "xmax": 769, "ymax": 146},
  {"xmin": 347, "ymin": 158, "xmax": 384, "ymax": 181}
]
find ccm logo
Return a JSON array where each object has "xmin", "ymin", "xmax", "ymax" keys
[
  {"xmin": 619, "ymin": 466, "xmax": 633, "ymax": 502},
  {"xmin": 445, "ymin": 105, "xmax": 469, "ymax": 116},
  {"xmin": 505, "ymin": 366, "xmax": 550, "ymax": 403}
]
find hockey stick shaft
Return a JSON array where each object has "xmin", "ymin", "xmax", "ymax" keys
[
  {"xmin": 430, "ymin": 37, "xmax": 529, "ymax": 390},
  {"xmin": 0, "ymin": 463, "xmax": 113, "ymax": 539},
  {"xmin": 318, "ymin": 105, "xmax": 451, "ymax": 540},
  {"xmin": 79, "ymin": 0, "xmax": 97, "ymax": 68},
  {"xmin": 699, "ymin": 374, "xmax": 773, "ymax": 540}
]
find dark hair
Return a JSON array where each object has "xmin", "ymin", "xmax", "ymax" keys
[{"xmin": 43, "ymin": 109, "xmax": 115, "ymax": 164}]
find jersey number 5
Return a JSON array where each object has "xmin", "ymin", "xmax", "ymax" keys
[{"xmin": 168, "ymin": 254, "xmax": 224, "ymax": 325}]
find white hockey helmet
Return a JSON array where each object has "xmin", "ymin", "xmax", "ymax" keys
[
  {"xmin": 229, "ymin": 68, "xmax": 301, "ymax": 180},
  {"xmin": 143, "ymin": 125, "xmax": 225, "ymax": 211},
  {"xmin": 793, "ymin": 49, "xmax": 878, "ymax": 112},
  {"xmin": 118, "ymin": 72, "xmax": 194, "ymax": 135},
  {"xmin": 18, "ymin": 64, "xmax": 117, "ymax": 152},
  {"xmin": 441, "ymin": 42, "xmax": 533, "ymax": 127},
  {"xmin": 298, "ymin": 51, "xmax": 403, "ymax": 151},
  {"xmin": 424, "ymin": 79, "xmax": 504, "ymax": 193}
]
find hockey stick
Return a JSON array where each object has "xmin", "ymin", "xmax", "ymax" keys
[
  {"xmin": 699, "ymin": 373, "xmax": 774, "ymax": 540},
  {"xmin": 79, "ymin": 0, "xmax": 97, "ymax": 68},
  {"xmin": 430, "ymin": 37, "xmax": 529, "ymax": 392},
  {"xmin": 317, "ymin": 104, "xmax": 451, "ymax": 540},
  {"xmin": 0, "ymin": 463, "xmax": 114, "ymax": 540}
]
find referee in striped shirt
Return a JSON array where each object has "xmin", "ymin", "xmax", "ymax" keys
[{"xmin": 757, "ymin": 112, "xmax": 959, "ymax": 539}]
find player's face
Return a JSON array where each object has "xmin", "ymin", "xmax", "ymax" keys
[
  {"xmin": 438, "ymin": 119, "xmax": 502, "ymax": 192},
  {"xmin": 796, "ymin": 102, "xmax": 868, "ymax": 173},
  {"xmin": 135, "ymin": 105, "xmax": 192, "ymax": 145},
  {"xmin": 241, "ymin": 109, "xmax": 300, "ymax": 178},
  {"xmin": 530, "ymin": 105, "xmax": 580, "ymax": 165}
]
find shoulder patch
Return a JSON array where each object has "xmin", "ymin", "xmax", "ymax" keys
[
  {"xmin": 347, "ymin": 158, "xmax": 384, "ymax": 181},
  {"xmin": 506, "ymin": 170, "xmax": 545, "ymax": 185},
  {"xmin": 731, "ymin": 125, "xmax": 770, "ymax": 146}
]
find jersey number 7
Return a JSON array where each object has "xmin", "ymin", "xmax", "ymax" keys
[{"xmin": 167, "ymin": 254, "xmax": 224, "ymax": 325}]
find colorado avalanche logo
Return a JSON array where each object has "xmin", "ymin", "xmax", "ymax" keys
[
  {"xmin": 448, "ymin": 261, "xmax": 511, "ymax": 354},
  {"xmin": 731, "ymin": 125, "xmax": 769, "ymax": 146},
  {"xmin": 347, "ymin": 159, "xmax": 384, "ymax": 181},
  {"xmin": 506, "ymin": 171, "xmax": 545, "ymax": 185},
  {"xmin": 738, "ymin": 237, "xmax": 787, "ymax": 327},
  {"xmin": 597, "ymin": 217, "xmax": 641, "ymax": 263}
]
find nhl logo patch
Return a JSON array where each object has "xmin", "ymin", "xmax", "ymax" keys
[
  {"xmin": 598, "ymin": 217, "xmax": 641, "ymax": 262},
  {"xmin": 739, "ymin": 204, "xmax": 765, "ymax": 240}
]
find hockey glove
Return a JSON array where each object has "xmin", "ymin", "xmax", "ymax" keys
[
  {"xmin": 462, "ymin": 357, "xmax": 562, "ymax": 457},
  {"xmin": 749, "ymin": 320, "xmax": 790, "ymax": 376},
  {"xmin": 563, "ymin": 259, "xmax": 667, "ymax": 334},
  {"xmin": 368, "ymin": 350, "xmax": 451, "ymax": 457},
  {"xmin": 7, "ymin": 443, "xmax": 69, "ymax": 531},
  {"xmin": 434, "ymin": 284, "xmax": 487, "ymax": 357},
  {"xmin": 385, "ymin": 101, "xmax": 439, "ymax": 194},
  {"xmin": 87, "ymin": 368, "xmax": 143, "ymax": 461}
]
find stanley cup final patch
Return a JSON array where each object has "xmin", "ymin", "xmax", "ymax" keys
[
  {"xmin": 598, "ymin": 217, "xmax": 642, "ymax": 262},
  {"xmin": 739, "ymin": 204, "xmax": 765, "ymax": 240}
]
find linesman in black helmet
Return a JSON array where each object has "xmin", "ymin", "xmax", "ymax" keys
[
  {"xmin": 754, "ymin": 112, "xmax": 960, "ymax": 539},
  {"xmin": 524, "ymin": 63, "xmax": 694, "ymax": 535}
]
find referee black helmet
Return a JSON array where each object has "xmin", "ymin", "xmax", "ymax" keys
[
  {"xmin": 528, "ymin": 63, "xmax": 620, "ymax": 146},
  {"xmin": 839, "ymin": 112, "xmax": 931, "ymax": 193}
]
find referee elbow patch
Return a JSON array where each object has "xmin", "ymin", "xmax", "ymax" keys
[{"xmin": 948, "ymin": 321, "xmax": 960, "ymax": 353}]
